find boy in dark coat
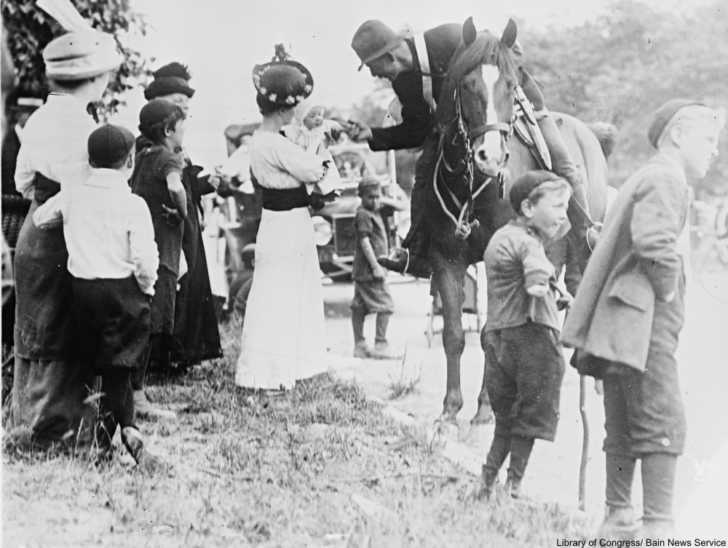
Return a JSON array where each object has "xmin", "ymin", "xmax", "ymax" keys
[
  {"xmin": 33, "ymin": 124, "xmax": 159, "ymax": 464},
  {"xmin": 562, "ymin": 100, "xmax": 724, "ymax": 538},
  {"xmin": 480, "ymin": 171, "xmax": 572, "ymax": 499}
]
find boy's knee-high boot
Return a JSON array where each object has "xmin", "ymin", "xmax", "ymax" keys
[
  {"xmin": 641, "ymin": 453, "xmax": 678, "ymax": 538},
  {"xmin": 481, "ymin": 434, "xmax": 510, "ymax": 498},
  {"xmin": 506, "ymin": 435, "xmax": 534, "ymax": 498},
  {"xmin": 598, "ymin": 453, "xmax": 639, "ymax": 539}
]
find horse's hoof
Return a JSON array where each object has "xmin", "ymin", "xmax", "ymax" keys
[
  {"xmin": 470, "ymin": 408, "xmax": 495, "ymax": 426},
  {"xmin": 433, "ymin": 417, "xmax": 459, "ymax": 441},
  {"xmin": 462, "ymin": 422, "xmax": 490, "ymax": 448}
]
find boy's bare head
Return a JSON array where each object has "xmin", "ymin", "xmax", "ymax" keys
[{"xmin": 358, "ymin": 176, "xmax": 382, "ymax": 211}]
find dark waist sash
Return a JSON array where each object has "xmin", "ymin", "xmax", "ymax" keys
[{"xmin": 258, "ymin": 184, "xmax": 310, "ymax": 211}]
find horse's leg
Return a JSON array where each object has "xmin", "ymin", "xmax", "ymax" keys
[
  {"xmin": 472, "ymin": 352, "xmax": 494, "ymax": 424},
  {"xmin": 432, "ymin": 250, "xmax": 466, "ymax": 423}
]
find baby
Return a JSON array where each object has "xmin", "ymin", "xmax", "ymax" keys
[{"xmin": 284, "ymin": 104, "xmax": 343, "ymax": 195}]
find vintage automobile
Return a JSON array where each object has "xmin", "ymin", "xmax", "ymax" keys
[{"xmin": 312, "ymin": 141, "xmax": 410, "ymax": 281}]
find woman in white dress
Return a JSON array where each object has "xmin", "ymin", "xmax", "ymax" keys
[{"xmin": 235, "ymin": 46, "xmax": 332, "ymax": 390}]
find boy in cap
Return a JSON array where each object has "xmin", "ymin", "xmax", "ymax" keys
[
  {"xmin": 131, "ymin": 98, "xmax": 188, "ymax": 417},
  {"xmin": 480, "ymin": 170, "xmax": 573, "ymax": 500},
  {"xmin": 33, "ymin": 124, "xmax": 159, "ymax": 464},
  {"xmin": 351, "ymin": 176, "xmax": 402, "ymax": 359},
  {"xmin": 561, "ymin": 100, "xmax": 724, "ymax": 538}
]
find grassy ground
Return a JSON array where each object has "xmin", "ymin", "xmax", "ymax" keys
[{"xmin": 2, "ymin": 321, "xmax": 592, "ymax": 547}]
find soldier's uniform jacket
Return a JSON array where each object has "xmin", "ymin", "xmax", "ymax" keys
[
  {"xmin": 561, "ymin": 152, "xmax": 689, "ymax": 373},
  {"xmin": 368, "ymin": 23, "xmax": 461, "ymax": 151}
]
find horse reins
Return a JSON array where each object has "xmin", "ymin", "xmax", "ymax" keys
[
  {"xmin": 433, "ymin": 85, "xmax": 511, "ymax": 238},
  {"xmin": 434, "ymin": 83, "xmax": 598, "ymax": 245}
]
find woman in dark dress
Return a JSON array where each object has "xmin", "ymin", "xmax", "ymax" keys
[{"xmin": 140, "ymin": 62, "xmax": 222, "ymax": 370}]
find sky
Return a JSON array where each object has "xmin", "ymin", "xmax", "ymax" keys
[{"xmin": 115, "ymin": 0, "xmax": 713, "ymax": 167}]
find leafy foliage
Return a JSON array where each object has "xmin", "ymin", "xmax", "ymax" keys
[
  {"xmin": 350, "ymin": 0, "xmax": 727, "ymax": 195},
  {"xmin": 521, "ymin": 0, "xmax": 728, "ymax": 193},
  {"xmin": 1, "ymin": 0, "xmax": 150, "ymax": 116}
]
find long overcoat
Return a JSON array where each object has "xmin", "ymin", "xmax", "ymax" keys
[{"xmin": 561, "ymin": 153, "xmax": 688, "ymax": 374}]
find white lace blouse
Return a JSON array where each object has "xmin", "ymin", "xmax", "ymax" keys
[{"xmin": 248, "ymin": 130, "xmax": 325, "ymax": 191}]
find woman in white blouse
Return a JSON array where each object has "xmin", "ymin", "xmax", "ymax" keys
[
  {"xmin": 10, "ymin": 30, "xmax": 121, "ymax": 445},
  {"xmin": 235, "ymin": 46, "xmax": 333, "ymax": 390}
]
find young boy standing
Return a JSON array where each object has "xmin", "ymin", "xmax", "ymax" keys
[
  {"xmin": 480, "ymin": 171, "xmax": 573, "ymax": 499},
  {"xmin": 351, "ymin": 177, "xmax": 402, "ymax": 360},
  {"xmin": 130, "ymin": 99, "xmax": 188, "ymax": 417},
  {"xmin": 33, "ymin": 124, "xmax": 159, "ymax": 464},
  {"xmin": 562, "ymin": 101, "xmax": 724, "ymax": 539}
]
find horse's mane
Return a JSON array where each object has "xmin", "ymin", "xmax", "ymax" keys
[{"xmin": 437, "ymin": 31, "xmax": 520, "ymax": 130}]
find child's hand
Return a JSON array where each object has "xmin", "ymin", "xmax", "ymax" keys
[
  {"xmin": 372, "ymin": 265, "xmax": 386, "ymax": 280},
  {"xmin": 556, "ymin": 289, "xmax": 574, "ymax": 310},
  {"xmin": 161, "ymin": 204, "xmax": 183, "ymax": 226}
]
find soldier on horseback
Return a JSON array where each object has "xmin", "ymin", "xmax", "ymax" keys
[{"xmin": 347, "ymin": 19, "xmax": 593, "ymax": 277}]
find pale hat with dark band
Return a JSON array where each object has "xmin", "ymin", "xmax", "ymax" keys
[{"xmin": 43, "ymin": 30, "xmax": 122, "ymax": 80}]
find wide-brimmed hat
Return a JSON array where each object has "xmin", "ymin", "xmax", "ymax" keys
[
  {"xmin": 144, "ymin": 77, "xmax": 195, "ymax": 100},
  {"xmin": 252, "ymin": 45, "xmax": 313, "ymax": 108},
  {"xmin": 43, "ymin": 30, "xmax": 122, "ymax": 80},
  {"xmin": 351, "ymin": 20, "xmax": 406, "ymax": 71},
  {"xmin": 144, "ymin": 61, "xmax": 195, "ymax": 100}
]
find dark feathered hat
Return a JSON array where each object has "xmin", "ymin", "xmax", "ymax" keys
[
  {"xmin": 153, "ymin": 62, "xmax": 192, "ymax": 81},
  {"xmin": 252, "ymin": 44, "xmax": 313, "ymax": 107},
  {"xmin": 144, "ymin": 61, "xmax": 195, "ymax": 100}
]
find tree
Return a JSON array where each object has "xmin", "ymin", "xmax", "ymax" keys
[
  {"xmin": 520, "ymin": 0, "xmax": 728, "ymax": 190},
  {"xmin": 1, "ymin": 0, "xmax": 150, "ymax": 116}
]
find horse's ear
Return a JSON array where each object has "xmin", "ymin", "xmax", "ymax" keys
[
  {"xmin": 500, "ymin": 18, "xmax": 518, "ymax": 48},
  {"xmin": 463, "ymin": 16, "xmax": 477, "ymax": 46}
]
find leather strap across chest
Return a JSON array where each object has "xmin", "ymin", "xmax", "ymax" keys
[{"xmin": 413, "ymin": 33, "xmax": 436, "ymax": 113}]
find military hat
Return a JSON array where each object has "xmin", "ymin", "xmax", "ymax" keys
[
  {"xmin": 351, "ymin": 20, "xmax": 406, "ymax": 71},
  {"xmin": 252, "ymin": 44, "xmax": 313, "ymax": 108},
  {"xmin": 647, "ymin": 99, "xmax": 706, "ymax": 148},
  {"xmin": 43, "ymin": 30, "xmax": 121, "ymax": 80}
]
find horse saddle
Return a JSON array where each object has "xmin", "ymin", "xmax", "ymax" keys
[{"xmin": 513, "ymin": 92, "xmax": 552, "ymax": 171}]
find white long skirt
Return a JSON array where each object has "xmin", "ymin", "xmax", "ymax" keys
[{"xmin": 235, "ymin": 207, "xmax": 327, "ymax": 389}]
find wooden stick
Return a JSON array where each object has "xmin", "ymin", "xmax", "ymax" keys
[{"xmin": 578, "ymin": 374, "xmax": 589, "ymax": 511}]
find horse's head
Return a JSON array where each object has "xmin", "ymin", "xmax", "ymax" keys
[{"xmin": 438, "ymin": 17, "xmax": 521, "ymax": 177}]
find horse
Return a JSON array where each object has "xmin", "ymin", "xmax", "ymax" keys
[{"xmin": 428, "ymin": 17, "xmax": 610, "ymax": 424}]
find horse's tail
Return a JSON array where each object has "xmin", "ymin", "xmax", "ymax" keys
[{"xmin": 587, "ymin": 122, "xmax": 618, "ymax": 160}]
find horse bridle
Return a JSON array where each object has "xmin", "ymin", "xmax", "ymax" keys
[{"xmin": 433, "ymin": 83, "xmax": 516, "ymax": 236}]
